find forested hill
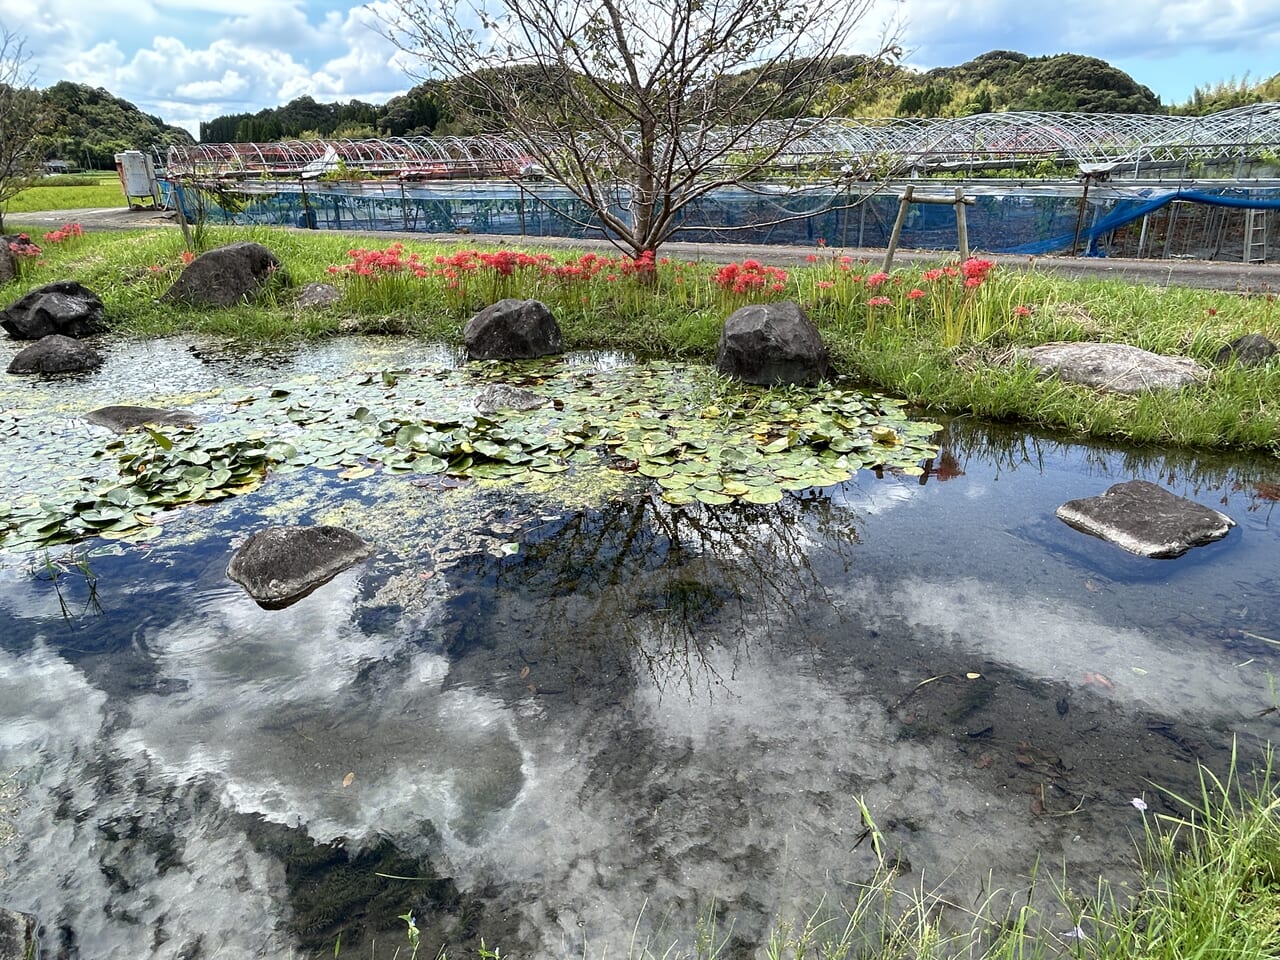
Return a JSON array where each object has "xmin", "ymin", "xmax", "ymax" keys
[
  {"xmin": 883, "ymin": 51, "xmax": 1162, "ymax": 117},
  {"xmin": 40, "ymin": 82, "xmax": 193, "ymax": 168}
]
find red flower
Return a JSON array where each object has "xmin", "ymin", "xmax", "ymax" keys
[
  {"xmin": 907, "ymin": 288, "xmax": 925, "ymax": 299},
  {"xmin": 868, "ymin": 296, "xmax": 893, "ymax": 307}
]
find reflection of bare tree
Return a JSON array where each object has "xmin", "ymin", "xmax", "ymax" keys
[
  {"xmin": 441, "ymin": 491, "xmax": 863, "ymax": 698},
  {"xmin": 925, "ymin": 418, "xmax": 1280, "ymax": 513}
]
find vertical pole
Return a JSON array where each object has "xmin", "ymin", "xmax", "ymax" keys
[
  {"xmin": 1137, "ymin": 213, "xmax": 1150, "ymax": 258},
  {"xmin": 882, "ymin": 185, "xmax": 913, "ymax": 273},
  {"xmin": 955, "ymin": 186, "xmax": 970, "ymax": 261},
  {"xmin": 1071, "ymin": 175, "xmax": 1091, "ymax": 257}
]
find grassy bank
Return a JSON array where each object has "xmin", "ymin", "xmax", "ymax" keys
[
  {"xmin": 5, "ymin": 174, "xmax": 127, "ymax": 214},
  {"xmin": 4, "ymin": 221, "xmax": 1279, "ymax": 457}
]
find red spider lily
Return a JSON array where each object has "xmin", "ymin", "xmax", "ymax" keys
[
  {"xmin": 867, "ymin": 296, "xmax": 893, "ymax": 307},
  {"xmin": 907, "ymin": 288, "xmax": 925, "ymax": 300},
  {"xmin": 713, "ymin": 260, "xmax": 788, "ymax": 293}
]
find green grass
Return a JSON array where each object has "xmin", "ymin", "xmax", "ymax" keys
[
  {"xmin": 2, "ymin": 223, "xmax": 1279, "ymax": 457},
  {"xmin": 5, "ymin": 176, "xmax": 126, "ymax": 213}
]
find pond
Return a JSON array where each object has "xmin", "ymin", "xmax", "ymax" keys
[{"xmin": 1, "ymin": 336, "xmax": 1278, "ymax": 959}]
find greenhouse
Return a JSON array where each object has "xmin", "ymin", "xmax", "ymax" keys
[{"xmin": 161, "ymin": 104, "xmax": 1280, "ymax": 261}]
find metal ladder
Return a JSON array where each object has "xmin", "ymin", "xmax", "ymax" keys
[{"xmin": 1244, "ymin": 208, "xmax": 1268, "ymax": 263}]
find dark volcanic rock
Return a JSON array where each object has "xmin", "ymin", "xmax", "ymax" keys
[
  {"xmin": 1018, "ymin": 342, "xmax": 1206, "ymax": 394},
  {"xmin": 1056, "ymin": 479, "xmax": 1234, "ymax": 558},
  {"xmin": 7, "ymin": 334, "xmax": 103, "ymax": 374},
  {"xmin": 0, "ymin": 280, "xmax": 107, "ymax": 340},
  {"xmin": 716, "ymin": 301, "xmax": 830, "ymax": 386},
  {"xmin": 227, "ymin": 525, "xmax": 374, "ymax": 609},
  {"xmin": 464, "ymin": 299, "xmax": 563, "ymax": 360},
  {"xmin": 0, "ymin": 906, "xmax": 38, "ymax": 960},
  {"xmin": 85, "ymin": 405, "xmax": 196, "ymax": 433},
  {"xmin": 164, "ymin": 242, "xmax": 283, "ymax": 308},
  {"xmin": 1214, "ymin": 333, "xmax": 1277, "ymax": 367},
  {"xmin": 474, "ymin": 383, "xmax": 546, "ymax": 413}
]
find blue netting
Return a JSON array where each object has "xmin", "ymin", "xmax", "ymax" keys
[{"xmin": 165, "ymin": 178, "xmax": 1280, "ymax": 256}]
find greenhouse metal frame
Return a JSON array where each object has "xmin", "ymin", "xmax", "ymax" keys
[{"xmin": 161, "ymin": 104, "xmax": 1280, "ymax": 260}]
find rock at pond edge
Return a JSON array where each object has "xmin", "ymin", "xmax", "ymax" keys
[
  {"xmin": 227, "ymin": 525, "xmax": 374, "ymax": 609},
  {"xmin": 1018, "ymin": 342, "xmax": 1206, "ymax": 395},
  {"xmin": 464, "ymin": 299, "xmax": 563, "ymax": 360},
  {"xmin": 716, "ymin": 301, "xmax": 830, "ymax": 386},
  {"xmin": 0, "ymin": 906, "xmax": 38, "ymax": 960},
  {"xmin": 1056, "ymin": 479, "xmax": 1234, "ymax": 558},
  {"xmin": 7, "ymin": 334, "xmax": 103, "ymax": 374}
]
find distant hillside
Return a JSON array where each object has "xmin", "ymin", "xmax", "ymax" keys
[
  {"xmin": 41, "ymin": 82, "xmax": 193, "ymax": 169},
  {"xmin": 887, "ymin": 51, "xmax": 1162, "ymax": 117},
  {"xmin": 186, "ymin": 50, "xmax": 1277, "ymax": 145}
]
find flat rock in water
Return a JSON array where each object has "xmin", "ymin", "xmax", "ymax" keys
[
  {"xmin": 7, "ymin": 334, "xmax": 102, "ymax": 374},
  {"xmin": 1019, "ymin": 342, "xmax": 1206, "ymax": 394},
  {"xmin": 474, "ymin": 383, "xmax": 546, "ymax": 413},
  {"xmin": 85, "ymin": 405, "xmax": 196, "ymax": 433},
  {"xmin": 227, "ymin": 525, "xmax": 374, "ymax": 609},
  {"xmin": 0, "ymin": 906, "xmax": 38, "ymax": 960},
  {"xmin": 1056, "ymin": 479, "xmax": 1234, "ymax": 558}
]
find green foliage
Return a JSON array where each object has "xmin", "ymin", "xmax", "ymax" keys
[
  {"xmin": 39, "ymin": 81, "xmax": 193, "ymax": 169},
  {"xmin": 6, "ymin": 178, "xmax": 124, "ymax": 212},
  {"xmin": 885, "ymin": 50, "xmax": 1162, "ymax": 119}
]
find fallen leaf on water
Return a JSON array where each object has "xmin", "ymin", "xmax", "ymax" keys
[
  {"xmin": 974, "ymin": 753, "xmax": 994, "ymax": 769},
  {"xmin": 342, "ymin": 772, "xmax": 355, "ymax": 788},
  {"xmin": 1082, "ymin": 671, "xmax": 1115, "ymax": 690},
  {"xmin": 965, "ymin": 672, "xmax": 982, "ymax": 680},
  {"xmin": 1030, "ymin": 796, "xmax": 1044, "ymax": 816},
  {"xmin": 519, "ymin": 665, "xmax": 530, "ymax": 679}
]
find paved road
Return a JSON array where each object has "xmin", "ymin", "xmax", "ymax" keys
[{"xmin": 14, "ymin": 205, "xmax": 1280, "ymax": 292}]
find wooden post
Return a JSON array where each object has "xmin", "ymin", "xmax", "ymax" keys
[
  {"xmin": 955, "ymin": 185, "xmax": 970, "ymax": 261},
  {"xmin": 881, "ymin": 184, "xmax": 913, "ymax": 272}
]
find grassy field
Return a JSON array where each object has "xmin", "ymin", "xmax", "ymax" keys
[
  {"xmin": 3, "ymin": 221, "xmax": 1279, "ymax": 458},
  {"xmin": 5, "ymin": 174, "xmax": 126, "ymax": 214}
]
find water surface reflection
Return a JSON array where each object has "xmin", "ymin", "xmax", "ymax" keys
[{"xmin": 1, "ymin": 343, "xmax": 1278, "ymax": 958}]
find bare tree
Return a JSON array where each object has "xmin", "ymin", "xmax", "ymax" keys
[
  {"xmin": 379, "ymin": 0, "xmax": 897, "ymax": 256},
  {"xmin": 0, "ymin": 29, "xmax": 47, "ymax": 233}
]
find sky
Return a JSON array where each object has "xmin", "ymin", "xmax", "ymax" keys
[{"xmin": 2, "ymin": 0, "xmax": 1279, "ymax": 138}]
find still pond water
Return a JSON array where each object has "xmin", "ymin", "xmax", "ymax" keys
[{"xmin": 1, "ymin": 337, "xmax": 1279, "ymax": 959}]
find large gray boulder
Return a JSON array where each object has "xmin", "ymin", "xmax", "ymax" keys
[
  {"xmin": 1214, "ymin": 333, "xmax": 1276, "ymax": 367},
  {"xmin": 227, "ymin": 525, "xmax": 374, "ymax": 609},
  {"xmin": 716, "ymin": 301, "xmax": 830, "ymax": 386},
  {"xmin": 7, "ymin": 334, "xmax": 103, "ymax": 374},
  {"xmin": 464, "ymin": 298, "xmax": 563, "ymax": 360},
  {"xmin": 1018, "ymin": 342, "xmax": 1206, "ymax": 394},
  {"xmin": 0, "ymin": 280, "xmax": 107, "ymax": 340},
  {"xmin": 1056, "ymin": 479, "xmax": 1234, "ymax": 558},
  {"xmin": 0, "ymin": 906, "xmax": 38, "ymax": 960},
  {"xmin": 85, "ymin": 405, "xmax": 196, "ymax": 433},
  {"xmin": 164, "ymin": 241, "xmax": 283, "ymax": 308}
]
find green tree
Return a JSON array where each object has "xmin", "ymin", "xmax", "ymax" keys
[
  {"xmin": 378, "ymin": 0, "xmax": 897, "ymax": 256},
  {"xmin": 0, "ymin": 29, "xmax": 49, "ymax": 232}
]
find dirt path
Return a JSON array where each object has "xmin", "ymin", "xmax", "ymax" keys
[{"xmin": 14, "ymin": 205, "xmax": 1280, "ymax": 292}]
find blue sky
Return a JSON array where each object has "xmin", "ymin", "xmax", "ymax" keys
[{"xmin": 3, "ymin": 0, "xmax": 1279, "ymax": 137}]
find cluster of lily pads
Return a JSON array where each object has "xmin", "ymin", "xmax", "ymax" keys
[{"xmin": 0, "ymin": 359, "xmax": 942, "ymax": 550}]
